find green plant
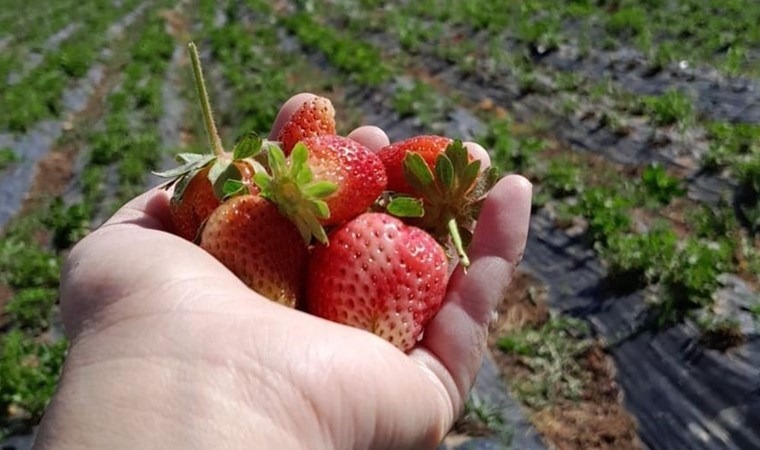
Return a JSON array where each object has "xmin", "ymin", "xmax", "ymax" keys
[
  {"xmin": 498, "ymin": 315, "xmax": 591, "ymax": 408},
  {"xmin": 642, "ymin": 89, "xmax": 693, "ymax": 127},
  {"xmin": 0, "ymin": 331, "xmax": 68, "ymax": 424},
  {"xmin": 0, "ymin": 147, "xmax": 19, "ymax": 169},
  {"xmin": 638, "ymin": 163, "xmax": 685, "ymax": 205},
  {"xmin": 4, "ymin": 288, "xmax": 58, "ymax": 332},
  {"xmin": 0, "ymin": 237, "xmax": 60, "ymax": 289}
]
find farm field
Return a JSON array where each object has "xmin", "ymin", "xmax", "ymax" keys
[{"xmin": 1, "ymin": 1, "xmax": 758, "ymax": 449}]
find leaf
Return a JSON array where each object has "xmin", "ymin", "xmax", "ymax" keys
[
  {"xmin": 446, "ymin": 140, "xmax": 470, "ymax": 174},
  {"xmin": 435, "ymin": 153, "xmax": 455, "ymax": 192},
  {"xmin": 222, "ymin": 179, "xmax": 246, "ymax": 198},
  {"xmin": 402, "ymin": 152, "xmax": 436, "ymax": 196},
  {"xmin": 303, "ymin": 181, "xmax": 338, "ymax": 198},
  {"xmin": 212, "ymin": 162, "xmax": 242, "ymax": 200},
  {"xmin": 176, "ymin": 152, "xmax": 209, "ymax": 164},
  {"xmin": 152, "ymin": 154, "xmax": 214, "ymax": 178},
  {"xmin": 232, "ymin": 132, "xmax": 263, "ymax": 159},
  {"xmin": 460, "ymin": 159, "xmax": 482, "ymax": 195},
  {"xmin": 387, "ymin": 196, "xmax": 425, "ymax": 217}
]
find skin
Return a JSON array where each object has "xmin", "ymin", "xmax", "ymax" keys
[{"xmin": 32, "ymin": 93, "xmax": 532, "ymax": 450}]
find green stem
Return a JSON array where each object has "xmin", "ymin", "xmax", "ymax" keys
[
  {"xmin": 188, "ymin": 42, "xmax": 224, "ymax": 158},
  {"xmin": 447, "ymin": 216, "xmax": 470, "ymax": 269}
]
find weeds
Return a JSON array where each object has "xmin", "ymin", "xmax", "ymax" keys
[{"xmin": 498, "ymin": 315, "xmax": 592, "ymax": 409}]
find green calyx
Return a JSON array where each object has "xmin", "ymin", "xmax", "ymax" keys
[
  {"xmin": 397, "ymin": 139, "xmax": 499, "ymax": 268},
  {"xmin": 254, "ymin": 142, "xmax": 337, "ymax": 245}
]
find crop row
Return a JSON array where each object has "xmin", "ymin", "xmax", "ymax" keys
[
  {"xmin": 0, "ymin": 3, "xmax": 176, "ymax": 437},
  {"xmin": 283, "ymin": 0, "xmax": 759, "ymax": 324},
  {"xmin": 0, "ymin": 0, "xmax": 146, "ymax": 132}
]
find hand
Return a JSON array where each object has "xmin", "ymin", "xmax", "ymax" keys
[{"xmin": 33, "ymin": 94, "xmax": 532, "ymax": 450}]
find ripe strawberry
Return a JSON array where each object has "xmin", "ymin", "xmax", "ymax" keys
[
  {"xmin": 200, "ymin": 194, "xmax": 308, "ymax": 307},
  {"xmin": 378, "ymin": 138, "xmax": 498, "ymax": 268},
  {"xmin": 306, "ymin": 212, "xmax": 449, "ymax": 351},
  {"xmin": 256, "ymin": 135, "xmax": 387, "ymax": 243},
  {"xmin": 277, "ymin": 96, "xmax": 336, "ymax": 155},
  {"xmin": 377, "ymin": 135, "xmax": 453, "ymax": 194}
]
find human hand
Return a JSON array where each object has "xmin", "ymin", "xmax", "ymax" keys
[{"xmin": 33, "ymin": 93, "xmax": 532, "ymax": 450}]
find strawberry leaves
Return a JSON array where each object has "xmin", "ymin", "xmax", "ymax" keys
[
  {"xmin": 255, "ymin": 142, "xmax": 337, "ymax": 244},
  {"xmin": 399, "ymin": 139, "xmax": 497, "ymax": 268}
]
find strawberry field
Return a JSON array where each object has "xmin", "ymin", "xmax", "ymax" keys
[{"xmin": 1, "ymin": 1, "xmax": 759, "ymax": 448}]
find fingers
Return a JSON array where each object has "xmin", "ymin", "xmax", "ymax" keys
[
  {"xmin": 410, "ymin": 175, "xmax": 532, "ymax": 411},
  {"xmin": 347, "ymin": 125, "xmax": 390, "ymax": 151},
  {"xmin": 100, "ymin": 186, "xmax": 173, "ymax": 231},
  {"xmin": 463, "ymin": 141, "xmax": 491, "ymax": 170},
  {"xmin": 268, "ymin": 92, "xmax": 317, "ymax": 139}
]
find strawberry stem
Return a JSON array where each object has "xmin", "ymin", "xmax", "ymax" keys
[
  {"xmin": 447, "ymin": 216, "xmax": 470, "ymax": 268},
  {"xmin": 188, "ymin": 42, "xmax": 224, "ymax": 158}
]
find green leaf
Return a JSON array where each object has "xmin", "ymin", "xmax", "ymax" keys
[
  {"xmin": 268, "ymin": 144, "xmax": 288, "ymax": 176},
  {"xmin": 303, "ymin": 181, "xmax": 338, "ymax": 198},
  {"xmin": 253, "ymin": 172, "xmax": 272, "ymax": 192},
  {"xmin": 460, "ymin": 159, "xmax": 482, "ymax": 195},
  {"xmin": 435, "ymin": 153, "xmax": 455, "ymax": 192},
  {"xmin": 387, "ymin": 196, "xmax": 425, "ymax": 217},
  {"xmin": 212, "ymin": 162, "xmax": 242, "ymax": 199},
  {"xmin": 152, "ymin": 154, "xmax": 214, "ymax": 178},
  {"xmin": 222, "ymin": 179, "xmax": 246, "ymax": 198},
  {"xmin": 176, "ymin": 152, "xmax": 209, "ymax": 164},
  {"xmin": 403, "ymin": 152, "xmax": 435, "ymax": 195},
  {"xmin": 446, "ymin": 140, "xmax": 470, "ymax": 173},
  {"xmin": 232, "ymin": 132, "xmax": 263, "ymax": 160}
]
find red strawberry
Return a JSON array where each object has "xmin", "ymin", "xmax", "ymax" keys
[
  {"xmin": 255, "ymin": 135, "xmax": 387, "ymax": 243},
  {"xmin": 277, "ymin": 96, "xmax": 336, "ymax": 155},
  {"xmin": 306, "ymin": 212, "xmax": 449, "ymax": 351},
  {"xmin": 378, "ymin": 138, "xmax": 497, "ymax": 268},
  {"xmin": 377, "ymin": 135, "xmax": 452, "ymax": 194},
  {"xmin": 200, "ymin": 194, "xmax": 308, "ymax": 307},
  {"xmin": 301, "ymin": 135, "xmax": 387, "ymax": 225},
  {"xmin": 167, "ymin": 161, "xmax": 254, "ymax": 241}
]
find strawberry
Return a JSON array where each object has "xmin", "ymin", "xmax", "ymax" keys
[
  {"xmin": 277, "ymin": 96, "xmax": 336, "ymax": 155},
  {"xmin": 255, "ymin": 135, "xmax": 387, "ymax": 243},
  {"xmin": 155, "ymin": 43, "xmax": 263, "ymax": 241},
  {"xmin": 306, "ymin": 212, "xmax": 449, "ymax": 351},
  {"xmin": 200, "ymin": 193, "xmax": 308, "ymax": 307},
  {"xmin": 378, "ymin": 138, "xmax": 498, "ymax": 268},
  {"xmin": 377, "ymin": 135, "xmax": 453, "ymax": 194}
]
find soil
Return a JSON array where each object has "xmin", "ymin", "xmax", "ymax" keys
[{"xmin": 488, "ymin": 270, "xmax": 641, "ymax": 450}]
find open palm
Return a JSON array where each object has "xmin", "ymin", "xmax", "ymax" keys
[{"xmin": 34, "ymin": 94, "xmax": 532, "ymax": 450}]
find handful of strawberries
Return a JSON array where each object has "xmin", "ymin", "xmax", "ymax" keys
[{"xmin": 157, "ymin": 44, "xmax": 498, "ymax": 352}]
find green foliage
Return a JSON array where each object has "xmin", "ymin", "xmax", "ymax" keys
[
  {"xmin": 0, "ymin": 332, "xmax": 68, "ymax": 422},
  {"xmin": 607, "ymin": 6, "xmax": 647, "ymax": 37},
  {"xmin": 574, "ymin": 187, "xmax": 632, "ymax": 244},
  {"xmin": 637, "ymin": 163, "xmax": 685, "ymax": 205},
  {"xmin": 479, "ymin": 118, "xmax": 545, "ymax": 175},
  {"xmin": 658, "ymin": 238, "xmax": 734, "ymax": 323},
  {"xmin": 5, "ymin": 288, "xmax": 58, "ymax": 332},
  {"xmin": 642, "ymin": 89, "xmax": 694, "ymax": 127},
  {"xmin": 602, "ymin": 223, "xmax": 678, "ymax": 283},
  {"xmin": 498, "ymin": 315, "xmax": 591, "ymax": 408},
  {"xmin": 44, "ymin": 199, "xmax": 91, "ymax": 250},
  {"xmin": 392, "ymin": 80, "xmax": 447, "ymax": 127},
  {"xmin": 0, "ymin": 237, "xmax": 60, "ymax": 289},
  {"xmin": 282, "ymin": 12, "xmax": 392, "ymax": 86},
  {"xmin": 0, "ymin": 147, "xmax": 20, "ymax": 169}
]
